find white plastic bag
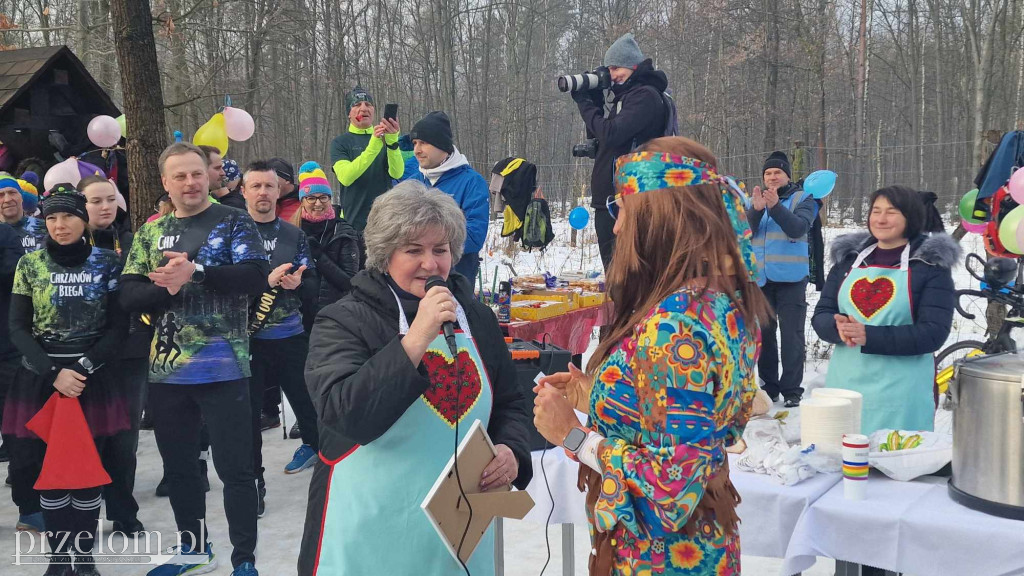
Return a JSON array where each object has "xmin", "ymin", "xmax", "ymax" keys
[
  {"xmin": 868, "ymin": 429, "xmax": 952, "ymax": 481},
  {"xmin": 738, "ymin": 419, "xmax": 839, "ymax": 485}
]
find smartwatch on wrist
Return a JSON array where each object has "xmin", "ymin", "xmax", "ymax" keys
[
  {"xmin": 561, "ymin": 426, "xmax": 588, "ymax": 454},
  {"xmin": 190, "ymin": 263, "xmax": 206, "ymax": 284}
]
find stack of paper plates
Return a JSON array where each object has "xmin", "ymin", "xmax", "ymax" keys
[
  {"xmin": 800, "ymin": 397, "xmax": 856, "ymax": 456},
  {"xmin": 811, "ymin": 388, "xmax": 863, "ymax": 434}
]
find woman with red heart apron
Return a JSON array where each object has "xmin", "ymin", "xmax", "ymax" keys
[
  {"xmin": 825, "ymin": 242, "xmax": 935, "ymax": 433},
  {"xmin": 311, "ymin": 291, "xmax": 497, "ymax": 574},
  {"xmin": 297, "ymin": 183, "xmax": 533, "ymax": 576},
  {"xmin": 814, "ymin": 186, "xmax": 959, "ymax": 437}
]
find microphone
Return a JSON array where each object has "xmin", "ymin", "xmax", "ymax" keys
[{"xmin": 425, "ymin": 276, "xmax": 458, "ymax": 355}]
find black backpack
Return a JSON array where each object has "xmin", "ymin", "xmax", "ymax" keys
[
  {"xmin": 622, "ymin": 86, "xmax": 679, "ymax": 139},
  {"xmin": 656, "ymin": 89, "xmax": 679, "ymax": 137},
  {"xmin": 521, "ymin": 197, "xmax": 554, "ymax": 250}
]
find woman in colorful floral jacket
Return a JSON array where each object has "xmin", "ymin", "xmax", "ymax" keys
[{"xmin": 534, "ymin": 137, "xmax": 770, "ymax": 575}]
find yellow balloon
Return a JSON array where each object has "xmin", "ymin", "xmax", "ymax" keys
[{"xmin": 193, "ymin": 113, "xmax": 229, "ymax": 155}]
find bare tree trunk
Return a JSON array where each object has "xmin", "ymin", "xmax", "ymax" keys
[
  {"xmin": 36, "ymin": 0, "xmax": 52, "ymax": 45},
  {"xmin": 965, "ymin": 0, "xmax": 1010, "ymax": 166},
  {"xmin": 853, "ymin": 0, "xmax": 869, "ymax": 222},
  {"xmin": 98, "ymin": 0, "xmax": 116, "ymax": 91},
  {"xmin": 77, "ymin": 0, "xmax": 91, "ymax": 70},
  {"xmin": 763, "ymin": 0, "xmax": 780, "ymax": 150},
  {"xmin": 110, "ymin": 0, "xmax": 168, "ymax": 230},
  {"xmin": 816, "ymin": 0, "xmax": 828, "ymax": 171}
]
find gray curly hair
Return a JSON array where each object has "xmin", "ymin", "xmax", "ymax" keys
[{"xmin": 363, "ymin": 180, "xmax": 467, "ymax": 274}]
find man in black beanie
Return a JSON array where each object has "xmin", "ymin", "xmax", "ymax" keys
[
  {"xmin": 407, "ymin": 111, "xmax": 489, "ymax": 283},
  {"xmin": 747, "ymin": 151, "xmax": 818, "ymax": 407}
]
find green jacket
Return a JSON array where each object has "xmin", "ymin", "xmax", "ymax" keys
[{"xmin": 329, "ymin": 125, "xmax": 404, "ymax": 231}]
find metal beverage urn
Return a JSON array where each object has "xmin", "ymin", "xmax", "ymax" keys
[{"xmin": 948, "ymin": 352, "xmax": 1024, "ymax": 520}]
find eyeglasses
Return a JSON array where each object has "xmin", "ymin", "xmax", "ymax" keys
[
  {"xmin": 304, "ymin": 196, "xmax": 331, "ymax": 204},
  {"xmin": 605, "ymin": 194, "xmax": 622, "ymax": 220}
]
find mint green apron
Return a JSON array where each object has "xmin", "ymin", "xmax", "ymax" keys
[
  {"xmin": 313, "ymin": 291, "xmax": 495, "ymax": 575},
  {"xmin": 825, "ymin": 243, "xmax": 934, "ymax": 434}
]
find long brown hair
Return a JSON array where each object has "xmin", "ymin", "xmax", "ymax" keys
[
  {"xmin": 587, "ymin": 136, "xmax": 772, "ymax": 375},
  {"xmin": 290, "ymin": 203, "xmax": 306, "ymax": 227}
]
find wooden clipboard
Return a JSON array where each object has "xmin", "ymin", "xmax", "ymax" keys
[{"xmin": 420, "ymin": 419, "xmax": 535, "ymax": 565}]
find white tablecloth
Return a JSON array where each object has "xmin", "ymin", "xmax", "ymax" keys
[
  {"xmin": 520, "ymin": 450, "xmax": 845, "ymax": 540},
  {"xmin": 729, "ymin": 454, "xmax": 842, "ymax": 559},
  {"xmin": 783, "ymin": 473, "xmax": 1024, "ymax": 576},
  {"xmin": 522, "ymin": 448, "xmax": 589, "ymax": 525}
]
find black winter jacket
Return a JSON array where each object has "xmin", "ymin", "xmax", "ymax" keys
[
  {"xmin": 576, "ymin": 58, "xmax": 669, "ymax": 209},
  {"xmin": 91, "ymin": 225, "xmax": 153, "ymax": 360},
  {"xmin": 301, "ymin": 213, "xmax": 361, "ymax": 311},
  {"xmin": 0, "ymin": 223, "xmax": 25, "ymax": 360},
  {"xmin": 305, "ymin": 269, "xmax": 534, "ymax": 488},
  {"xmin": 812, "ymin": 232, "xmax": 960, "ymax": 356}
]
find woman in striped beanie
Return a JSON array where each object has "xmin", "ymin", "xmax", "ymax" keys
[{"xmin": 292, "ymin": 162, "xmax": 362, "ymax": 315}]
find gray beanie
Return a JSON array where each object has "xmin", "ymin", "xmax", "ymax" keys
[{"xmin": 603, "ymin": 33, "xmax": 644, "ymax": 68}]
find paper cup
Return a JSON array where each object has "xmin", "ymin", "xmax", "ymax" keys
[
  {"xmin": 844, "ymin": 475, "xmax": 867, "ymax": 500},
  {"xmin": 842, "ymin": 434, "xmax": 869, "ymax": 455},
  {"xmin": 842, "ymin": 445, "xmax": 869, "ymax": 463},
  {"xmin": 842, "ymin": 433, "xmax": 869, "ymax": 499}
]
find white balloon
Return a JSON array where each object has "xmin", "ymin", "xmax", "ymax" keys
[
  {"xmin": 43, "ymin": 158, "xmax": 82, "ymax": 192},
  {"xmin": 87, "ymin": 115, "xmax": 122, "ymax": 148},
  {"xmin": 223, "ymin": 106, "xmax": 255, "ymax": 141},
  {"xmin": 110, "ymin": 179, "xmax": 127, "ymax": 212}
]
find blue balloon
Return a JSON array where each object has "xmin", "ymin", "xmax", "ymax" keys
[
  {"xmin": 173, "ymin": 130, "xmax": 183, "ymax": 143},
  {"xmin": 568, "ymin": 206, "xmax": 590, "ymax": 230},
  {"xmin": 804, "ymin": 170, "xmax": 837, "ymax": 199}
]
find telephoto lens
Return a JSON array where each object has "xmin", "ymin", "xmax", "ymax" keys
[
  {"xmin": 556, "ymin": 67, "xmax": 611, "ymax": 93},
  {"xmin": 558, "ymin": 72, "xmax": 599, "ymax": 93}
]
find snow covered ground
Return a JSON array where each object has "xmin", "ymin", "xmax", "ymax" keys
[
  {"xmin": 0, "ymin": 425, "xmax": 835, "ymax": 576},
  {"xmin": 0, "ymin": 219, "xmax": 987, "ymax": 575}
]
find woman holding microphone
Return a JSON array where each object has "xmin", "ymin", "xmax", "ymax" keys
[{"xmin": 298, "ymin": 181, "xmax": 532, "ymax": 576}]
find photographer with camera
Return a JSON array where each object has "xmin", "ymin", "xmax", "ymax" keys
[{"xmin": 565, "ymin": 33, "xmax": 669, "ymax": 269}]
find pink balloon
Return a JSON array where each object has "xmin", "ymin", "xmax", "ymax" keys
[
  {"xmin": 87, "ymin": 115, "xmax": 122, "ymax": 148},
  {"xmin": 43, "ymin": 158, "xmax": 83, "ymax": 192},
  {"xmin": 961, "ymin": 218, "xmax": 987, "ymax": 234},
  {"xmin": 1009, "ymin": 168, "xmax": 1024, "ymax": 204},
  {"xmin": 223, "ymin": 106, "xmax": 255, "ymax": 141},
  {"xmin": 109, "ymin": 179, "xmax": 127, "ymax": 212}
]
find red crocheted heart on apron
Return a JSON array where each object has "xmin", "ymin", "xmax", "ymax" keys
[
  {"xmin": 421, "ymin": 350, "xmax": 482, "ymax": 427},
  {"xmin": 850, "ymin": 276, "xmax": 895, "ymax": 319}
]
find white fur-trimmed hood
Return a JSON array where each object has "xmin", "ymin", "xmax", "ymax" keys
[{"xmin": 829, "ymin": 231, "xmax": 961, "ymax": 269}]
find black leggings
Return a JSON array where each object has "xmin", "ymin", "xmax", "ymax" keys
[{"xmin": 101, "ymin": 357, "xmax": 147, "ymax": 524}]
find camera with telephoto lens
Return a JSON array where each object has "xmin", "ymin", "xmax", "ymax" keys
[
  {"xmin": 557, "ymin": 66, "xmax": 612, "ymax": 93},
  {"xmin": 572, "ymin": 138, "xmax": 599, "ymax": 159}
]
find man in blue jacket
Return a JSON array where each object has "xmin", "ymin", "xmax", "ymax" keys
[
  {"xmin": 747, "ymin": 151, "xmax": 818, "ymax": 407},
  {"xmin": 407, "ymin": 111, "xmax": 489, "ymax": 283}
]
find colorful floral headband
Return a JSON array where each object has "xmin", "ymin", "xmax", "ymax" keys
[{"xmin": 612, "ymin": 151, "xmax": 759, "ymax": 282}]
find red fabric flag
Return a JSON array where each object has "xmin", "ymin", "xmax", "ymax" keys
[{"xmin": 25, "ymin": 392, "xmax": 111, "ymax": 490}]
